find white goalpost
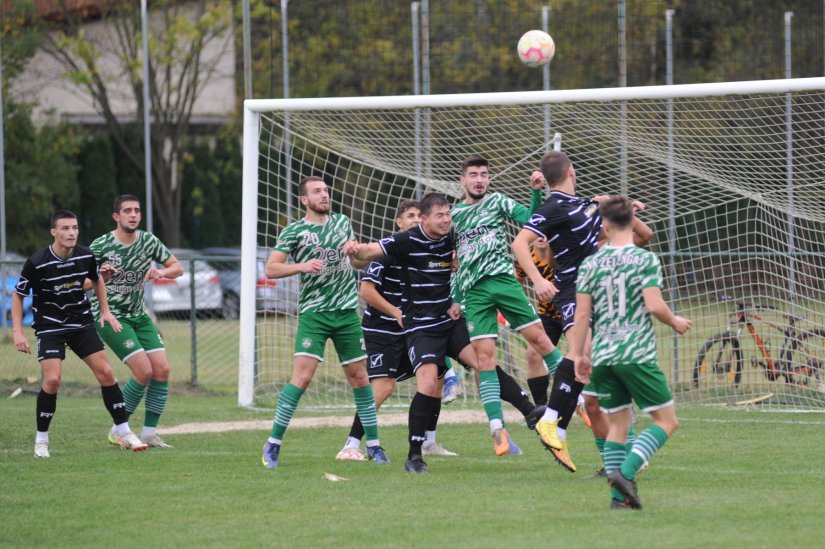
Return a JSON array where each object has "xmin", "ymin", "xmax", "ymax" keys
[{"xmin": 239, "ymin": 77, "xmax": 825, "ymax": 411}]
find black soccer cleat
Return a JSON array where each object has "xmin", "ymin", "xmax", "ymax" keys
[
  {"xmin": 607, "ymin": 469, "xmax": 642, "ymax": 510},
  {"xmin": 404, "ymin": 454, "xmax": 429, "ymax": 473},
  {"xmin": 610, "ymin": 498, "xmax": 628, "ymax": 510},
  {"xmin": 593, "ymin": 467, "xmax": 607, "ymax": 478},
  {"xmin": 525, "ymin": 404, "xmax": 547, "ymax": 431}
]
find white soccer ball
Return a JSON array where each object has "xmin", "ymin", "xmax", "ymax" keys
[{"xmin": 517, "ymin": 30, "xmax": 555, "ymax": 68}]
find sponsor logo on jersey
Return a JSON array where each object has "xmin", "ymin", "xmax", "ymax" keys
[
  {"xmin": 55, "ymin": 262, "xmax": 76, "ymax": 268},
  {"xmin": 529, "ymin": 213, "xmax": 546, "ymax": 225},
  {"xmin": 54, "ymin": 280, "xmax": 82, "ymax": 292},
  {"xmin": 584, "ymin": 203, "xmax": 599, "ymax": 218},
  {"xmin": 367, "ymin": 263, "xmax": 384, "ymax": 277},
  {"xmin": 427, "ymin": 261, "xmax": 451, "ymax": 268}
]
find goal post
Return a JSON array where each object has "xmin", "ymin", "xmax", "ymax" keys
[{"xmin": 240, "ymin": 77, "xmax": 825, "ymax": 410}]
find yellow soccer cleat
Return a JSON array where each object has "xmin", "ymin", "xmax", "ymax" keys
[
  {"xmin": 550, "ymin": 440, "xmax": 576, "ymax": 473},
  {"xmin": 534, "ymin": 417, "xmax": 563, "ymax": 450}
]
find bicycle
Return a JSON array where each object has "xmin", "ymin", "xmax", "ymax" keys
[{"xmin": 693, "ymin": 301, "xmax": 825, "ymax": 388}]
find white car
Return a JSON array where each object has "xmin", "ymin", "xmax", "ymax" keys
[{"xmin": 147, "ymin": 250, "xmax": 223, "ymax": 316}]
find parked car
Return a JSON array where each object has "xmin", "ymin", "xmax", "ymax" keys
[
  {"xmin": 146, "ymin": 248, "xmax": 223, "ymax": 317},
  {"xmin": 1, "ymin": 252, "xmax": 32, "ymax": 327},
  {"xmin": 201, "ymin": 247, "xmax": 299, "ymax": 318}
]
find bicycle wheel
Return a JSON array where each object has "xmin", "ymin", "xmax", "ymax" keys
[
  {"xmin": 789, "ymin": 328, "xmax": 825, "ymax": 388},
  {"xmin": 694, "ymin": 332, "xmax": 743, "ymax": 387}
]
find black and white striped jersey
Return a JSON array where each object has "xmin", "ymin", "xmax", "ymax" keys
[
  {"xmin": 14, "ymin": 245, "xmax": 100, "ymax": 336},
  {"xmin": 523, "ymin": 190, "xmax": 602, "ymax": 295},
  {"xmin": 378, "ymin": 225, "xmax": 454, "ymax": 331},
  {"xmin": 360, "ymin": 255, "xmax": 407, "ymax": 335}
]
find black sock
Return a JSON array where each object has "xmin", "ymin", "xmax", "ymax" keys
[
  {"xmin": 496, "ymin": 366, "xmax": 535, "ymax": 418},
  {"xmin": 527, "ymin": 374, "xmax": 550, "ymax": 407},
  {"xmin": 101, "ymin": 383, "xmax": 128, "ymax": 426},
  {"xmin": 547, "ymin": 359, "xmax": 581, "ymax": 426},
  {"xmin": 409, "ymin": 392, "xmax": 439, "ymax": 458},
  {"xmin": 426, "ymin": 397, "xmax": 442, "ymax": 433},
  {"xmin": 36, "ymin": 390, "xmax": 57, "ymax": 432},
  {"xmin": 349, "ymin": 413, "xmax": 365, "ymax": 440}
]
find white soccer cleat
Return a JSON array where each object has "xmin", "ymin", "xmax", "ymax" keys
[
  {"xmin": 421, "ymin": 442, "xmax": 458, "ymax": 457},
  {"xmin": 141, "ymin": 434, "xmax": 172, "ymax": 448},
  {"xmin": 34, "ymin": 441, "xmax": 50, "ymax": 458},
  {"xmin": 117, "ymin": 431, "xmax": 149, "ymax": 452},
  {"xmin": 107, "ymin": 427, "xmax": 120, "ymax": 446},
  {"xmin": 335, "ymin": 447, "xmax": 366, "ymax": 461}
]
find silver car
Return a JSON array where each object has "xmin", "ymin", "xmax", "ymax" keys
[{"xmin": 147, "ymin": 249, "xmax": 223, "ymax": 316}]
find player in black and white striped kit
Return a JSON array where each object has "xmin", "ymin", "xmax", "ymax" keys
[{"xmin": 11, "ymin": 210, "xmax": 148, "ymax": 458}]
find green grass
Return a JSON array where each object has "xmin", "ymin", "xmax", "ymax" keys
[{"xmin": 1, "ymin": 394, "xmax": 824, "ymax": 547}]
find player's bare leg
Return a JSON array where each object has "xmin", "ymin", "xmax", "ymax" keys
[{"xmin": 461, "ymin": 342, "xmax": 509, "ymax": 455}]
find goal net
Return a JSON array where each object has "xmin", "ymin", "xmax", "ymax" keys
[{"xmin": 240, "ymin": 78, "xmax": 825, "ymax": 412}]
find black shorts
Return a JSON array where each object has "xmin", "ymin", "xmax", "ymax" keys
[
  {"xmin": 553, "ymin": 287, "xmax": 577, "ymax": 332},
  {"xmin": 405, "ymin": 317, "xmax": 471, "ymax": 375},
  {"xmin": 37, "ymin": 325, "xmax": 105, "ymax": 362},
  {"xmin": 364, "ymin": 330, "xmax": 415, "ymax": 383},
  {"xmin": 540, "ymin": 313, "xmax": 564, "ymax": 346}
]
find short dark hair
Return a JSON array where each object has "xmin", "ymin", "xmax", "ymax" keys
[
  {"xmin": 540, "ymin": 150, "xmax": 571, "ymax": 187},
  {"xmin": 113, "ymin": 194, "xmax": 140, "ymax": 213},
  {"xmin": 419, "ymin": 192, "xmax": 450, "ymax": 216},
  {"xmin": 599, "ymin": 195, "xmax": 635, "ymax": 228},
  {"xmin": 298, "ymin": 176, "xmax": 325, "ymax": 196},
  {"xmin": 395, "ymin": 200, "xmax": 419, "ymax": 220},
  {"xmin": 51, "ymin": 209, "xmax": 77, "ymax": 228},
  {"xmin": 462, "ymin": 154, "xmax": 489, "ymax": 174}
]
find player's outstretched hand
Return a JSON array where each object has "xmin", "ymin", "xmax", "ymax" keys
[
  {"xmin": 301, "ymin": 259, "xmax": 324, "ymax": 273},
  {"xmin": 13, "ymin": 331, "xmax": 31, "ymax": 354},
  {"xmin": 534, "ymin": 277, "xmax": 558, "ymax": 301},
  {"xmin": 529, "ymin": 170, "xmax": 546, "ymax": 189},
  {"xmin": 341, "ymin": 240, "xmax": 361, "ymax": 256},
  {"xmin": 144, "ymin": 267, "xmax": 165, "ymax": 281},
  {"xmin": 671, "ymin": 315, "xmax": 692, "ymax": 335},
  {"xmin": 574, "ymin": 355, "xmax": 592, "ymax": 384},
  {"xmin": 448, "ymin": 302, "xmax": 462, "ymax": 320},
  {"xmin": 101, "ymin": 312, "xmax": 123, "ymax": 333},
  {"xmin": 99, "ymin": 264, "xmax": 119, "ymax": 283}
]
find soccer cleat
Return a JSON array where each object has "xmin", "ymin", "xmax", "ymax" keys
[
  {"xmin": 575, "ymin": 402, "xmax": 592, "ymax": 429},
  {"xmin": 550, "ymin": 440, "xmax": 576, "ymax": 473},
  {"xmin": 608, "ymin": 469, "xmax": 642, "ymax": 510},
  {"xmin": 421, "ymin": 442, "xmax": 458, "ymax": 457},
  {"xmin": 262, "ymin": 441, "xmax": 281, "ymax": 468},
  {"xmin": 336, "ymin": 447, "xmax": 367, "ymax": 461},
  {"xmin": 34, "ymin": 441, "xmax": 50, "ymax": 458},
  {"xmin": 637, "ymin": 460, "xmax": 650, "ymax": 475},
  {"xmin": 441, "ymin": 376, "xmax": 463, "ymax": 405},
  {"xmin": 507, "ymin": 434, "xmax": 523, "ymax": 455},
  {"xmin": 525, "ymin": 404, "xmax": 547, "ymax": 430},
  {"xmin": 534, "ymin": 417, "xmax": 563, "ymax": 450},
  {"xmin": 610, "ymin": 498, "xmax": 628, "ymax": 510},
  {"xmin": 492, "ymin": 427, "xmax": 511, "ymax": 456},
  {"xmin": 117, "ymin": 432, "xmax": 149, "ymax": 452},
  {"xmin": 141, "ymin": 434, "xmax": 172, "ymax": 448},
  {"xmin": 366, "ymin": 445, "xmax": 391, "ymax": 464},
  {"xmin": 107, "ymin": 427, "xmax": 119, "ymax": 446},
  {"xmin": 404, "ymin": 454, "xmax": 429, "ymax": 473},
  {"xmin": 593, "ymin": 467, "xmax": 608, "ymax": 478}
]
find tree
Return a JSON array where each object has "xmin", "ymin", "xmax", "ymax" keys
[{"xmin": 39, "ymin": 0, "xmax": 233, "ymax": 246}]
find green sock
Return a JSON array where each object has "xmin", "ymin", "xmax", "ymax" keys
[
  {"xmin": 627, "ymin": 423, "xmax": 636, "ymax": 451},
  {"xmin": 594, "ymin": 437, "xmax": 606, "ymax": 458},
  {"xmin": 143, "ymin": 380, "xmax": 169, "ymax": 428},
  {"xmin": 477, "ymin": 370, "xmax": 504, "ymax": 424},
  {"xmin": 270, "ymin": 383, "xmax": 304, "ymax": 440},
  {"xmin": 543, "ymin": 348, "xmax": 563, "ymax": 375},
  {"xmin": 622, "ymin": 424, "xmax": 668, "ymax": 480},
  {"xmin": 122, "ymin": 378, "xmax": 146, "ymax": 415},
  {"xmin": 352, "ymin": 385, "xmax": 380, "ymax": 443},
  {"xmin": 604, "ymin": 441, "xmax": 627, "ymax": 502}
]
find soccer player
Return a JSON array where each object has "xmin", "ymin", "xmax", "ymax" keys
[
  {"xmin": 89, "ymin": 194, "xmax": 184, "ymax": 448},
  {"xmin": 337, "ymin": 200, "xmax": 457, "ymax": 460},
  {"xmin": 569, "ymin": 195, "xmax": 691, "ymax": 510},
  {"xmin": 354, "ymin": 192, "xmax": 503, "ymax": 473},
  {"xmin": 260, "ymin": 176, "xmax": 388, "ymax": 468},
  {"xmin": 11, "ymin": 210, "xmax": 148, "ymax": 457},
  {"xmin": 513, "ymin": 150, "xmax": 652, "ymax": 473},
  {"xmin": 450, "ymin": 154, "xmax": 560, "ymax": 456}
]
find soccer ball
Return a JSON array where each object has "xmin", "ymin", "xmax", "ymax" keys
[{"xmin": 517, "ymin": 30, "xmax": 555, "ymax": 68}]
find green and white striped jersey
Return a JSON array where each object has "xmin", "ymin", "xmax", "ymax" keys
[
  {"xmin": 576, "ymin": 244, "xmax": 663, "ymax": 366},
  {"xmin": 274, "ymin": 213, "xmax": 358, "ymax": 314},
  {"xmin": 90, "ymin": 230, "xmax": 172, "ymax": 319},
  {"xmin": 451, "ymin": 190, "xmax": 541, "ymax": 300}
]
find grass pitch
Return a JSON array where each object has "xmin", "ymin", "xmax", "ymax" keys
[{"xmin": 1, "ymin": 394, "xmax": 823, "ymax": 548}]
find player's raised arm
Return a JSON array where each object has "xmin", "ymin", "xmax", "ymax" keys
[
  {"xmin": 513, "ymin": 229, "xmax": 557, "ymax": 300},
  {"xmin": 642, "ymin": 286, "xmax": 692, "ymax": 334}
]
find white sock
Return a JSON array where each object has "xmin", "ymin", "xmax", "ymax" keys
[
  {"xmin": 142, "ymin": 426, "xmax": 157, "ymax": 439},
  {"xmin": 345, "ymin": 436, "xmax": 361, "ymax": 449},
  {"xmin": 424, "ymin": 430, "xmax": 436, "ymax": 446},
  {"xmin": 489, "ymin": 419, "xmax": 504, "ymax": 432},
  {"xmin": 366, "ymin": 439, "xmax": 380, "ymax": 448},
  {"xmin": 557, "ymin": 427, "xmax": 567, "ymax": 441},
  {"xmin": 35, "ymin": 431, "xmax": 49, "ymax": 443},
  {"xmin": 267, "ymin": 437, "xmax": 282, "ymax": 445},
  {"xmin": 114, "ymin": 422, "xmax": 131, "ymax": 436},
  {"xmin": 542, "ymin": 408, "xmax": 560, "ymax": 422}
]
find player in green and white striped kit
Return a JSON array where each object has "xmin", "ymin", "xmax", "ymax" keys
[
  {"xmin": 451, "ymin": 154, "xmax": 564, "ymax": 455},
  {"xmin": 90, "ymin": 194, "xmax": 184, "ymax": 448},
  {"xmin": 570, "ymin": 196, "xmax": 691, "ymax": 510},
  {"xmin": 261, "ymin": 176, "xmax": 387, "ymax": 468}
]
